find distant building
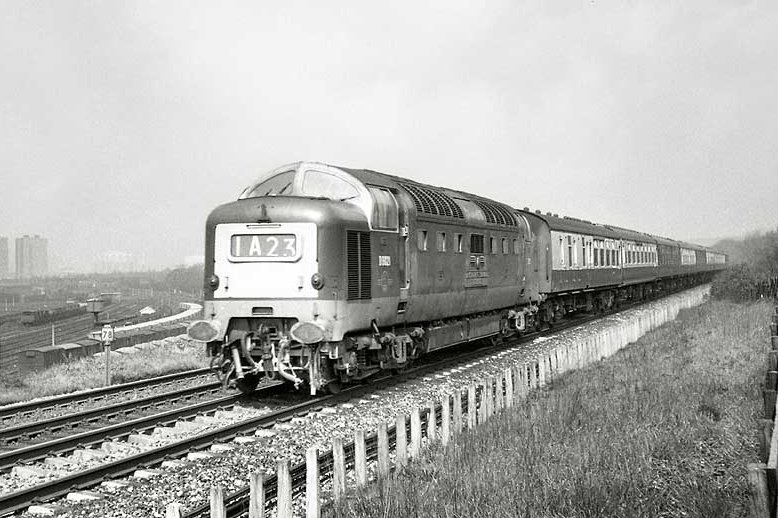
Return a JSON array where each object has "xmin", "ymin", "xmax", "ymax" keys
[
  {"xmin": 15, "ymin": 235, "xmax": 48, "ymax": 279},
  {"xmin": 0, "ymin": 237, "xmax": 8, "ymax": 279}
]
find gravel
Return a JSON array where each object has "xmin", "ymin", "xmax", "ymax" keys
[{"xmin": 18, "ymin": 287, "xmax": 708, "ymax": 517}]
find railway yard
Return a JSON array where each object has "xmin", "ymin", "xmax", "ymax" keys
[{"xmin": 0, "ymin": 286, "xmax": 708, "ymax": 517}]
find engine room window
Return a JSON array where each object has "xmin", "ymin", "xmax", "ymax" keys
[
  {"xmin": 456, "ymin": 234, "xmax": 464, "ymax": 253},
  {"xmin": 302, "ymin": 170, "xmax": 359, "ymax": 200},
  {"xmin": 418, "ymin": 230, "xmax": 428, "ymax": 251},
  {"xmin": 470, "ymin": 234, "xmax": 484, "ymax": 254},
  {"xmin": 368, "ymin": 186, "xmax": 399, "ymax": 231},
  {"xmin": 241, "ymin": 170, "xmax": 295, "ymax": 198},
  {"xmin": 513, "ymin": 239, "xmax": 519, "ymax": 255},
  {"xmin": 502, "ymin": 238, "xmax": 509, "ymax": 254},
  {"xmin": 437, "ymin": 232, "xmax": 447, "ymax": 252},
  {"xmin": 490, "ymin": 237, "xmax": 498, "ymax": 254}
]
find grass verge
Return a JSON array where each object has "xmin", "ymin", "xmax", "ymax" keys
[
  {"xmin": 332, "ymin": 300, "xmax": 770, "ymax": 518},
  {"xmin": 0, "ymin": 337, "xmax": 209, "ymax": 406}
]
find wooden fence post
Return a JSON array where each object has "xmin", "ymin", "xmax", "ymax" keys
[
  {"xmin": 528, "ymin": 361, "xmax": 537, "ymax": 389},
  {"xmin": 396, "ymin": 414, "xmax": 408, "ymax": 468},
  {"xmin": 505, "ymin": 368, "xmax": 514, "ymax": 409},
  {"xmin": 748, "ymin": 463, "xmax": 771, "ymax": 518},
  {"xmin": 305, "ymin": 448, "xmax": 320, "ymax": 518},
  {"xmin": 210, "ymin": 485, "xmax": 226, "ymax": 518},
  {"xmin": 427, "ymin": 401, "xmax": 437, "ymax": 444},
  {"xmin": 517, "ymin": 365, "xmax": 527, "ymax": 398},
  {"xmin": 764, "ymin": 388, "xmax": 777, "ymax": 420},
  {"xmin": 165, "ymin": 503, "xmax": 183, "ymax": 518},
  {"xmin": 468, "ymin": 384, "xmax": 477, "ymax": 429},
  {"xmin": 760, "ymin": 419, "xmax": 774, "ymax": 463},
  {"xmin": 453, "ymin": 390, "xmax": 463, "ymax": 436},
  {"xmin": 495, "ymin": 374, "xmax": 504, "ymax": 412},
  {"xmin": 378, "ymin": 422, "xmax": 390, "ymax": 479},
  {"xmin": 249, "ymin": 470, "xmax": 265, "ymax": 518},
  {"xmin": 537, "ymin": 356, "xmax": 546, "ymax": 387},
  {"xmin": 768, "ymin": 371, "xmax": 778, "ymax": 391},
  {"xmin": 332, "ymin": 437, "xmax": 346, "ymax": 500},
  {"xmin": 355, "ymin": 429, "xmax": 367, "ymax": 487},
  {"xmin": 410, "ymin": 407, "xmax": 422, "ymax": 459},
  {"xmin": 277, "ymin": 459, "xmax": 292, "ymax": 518},
  {"xmin": 478, "ymin": 381, "xmax": 489, "ymax": 424},
  {"xmin": 441, "ymin": 394, "xmax": 451, "ymax": 447},
  {"xmin": 485, "ymin": 378, "xmax": 494, "ymax": 418}
]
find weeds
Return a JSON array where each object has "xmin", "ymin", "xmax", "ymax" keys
[
  {"xmin": 331, "ymin": 300, "xmax": 770, "ymax": 518},
  {"xmin": 0, "ymin": 338, "xmax": 208, "ymax": 405}
]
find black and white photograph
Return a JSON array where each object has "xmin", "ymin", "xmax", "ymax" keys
[{"xmin": 1, "ymin": 2, "xmax": 777, "ymax": 517}]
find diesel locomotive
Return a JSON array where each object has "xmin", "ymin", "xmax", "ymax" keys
[{"xmin": 187, "ymin": 162, "xmax": 726, "ymax": 394}]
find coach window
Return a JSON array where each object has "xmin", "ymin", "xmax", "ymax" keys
[
  {"xmin": 302, "ymin": 170, "xmax": 359, "ymax": 200},
  {"xmin": 418, "ymin": 230, "xmax": 428, "ymax": 251},
  {"xmin": 437, "ymin": 232, "xmax": 447, "ymax": 252},
  {"xmin": 456, "ymin": 234, "xmax": 464, "ymax": 253},
  {"xmin": 470, "ymin": 234, "xmax": 484, "ymax": 254},
  {"xmin": 367, "ymin": 186, "xmax": 399, "ymax": 231}
]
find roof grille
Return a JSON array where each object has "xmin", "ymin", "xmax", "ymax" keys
[
  {"xmin": 399, "ymin": 183, "xmax": 464, "ymax": 219},
  {"xmin": 472, "ymin": 200, "xmax": 517, "ymax": 226}
]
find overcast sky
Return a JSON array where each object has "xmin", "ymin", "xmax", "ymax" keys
[{"xmin": 1, "ymin": 1, "xmax": 776, "ymax": 272}]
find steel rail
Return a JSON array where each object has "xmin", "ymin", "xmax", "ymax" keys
[
  {"xmin": 0, "ymin": 381, "xmax": 223, "ymax": 444},
  {"xmin": 0, "ymin": 368, "xmax": 212, "ymax": 421},
  {"xmin": 0, "ymin": 291, "xmax": 684, "ymax": 516},
  {"xmin": 0, "ymin": 392, "xmax": 245, "ymax": 472}
]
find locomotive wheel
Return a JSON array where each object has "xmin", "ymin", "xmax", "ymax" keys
[
  {"xmin": 324, "ymin": 381, "xmax": 342, "ymax": 394},
  {"xmin": 235, "ymin": 373, "xmax": 261, "ymax": 393}
]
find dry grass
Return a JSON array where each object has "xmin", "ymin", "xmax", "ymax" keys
[
  {"xmin": 0, "ymin": 338, "xmax": 209, "ymax": 406},
  {"xmin": 332, "ymin": 300, "xmax": 771, "ymax": 518}
]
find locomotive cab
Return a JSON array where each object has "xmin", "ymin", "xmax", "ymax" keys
[{"xmin": 188, "ymin": 162, "xmax": 404, "ymax": 394}]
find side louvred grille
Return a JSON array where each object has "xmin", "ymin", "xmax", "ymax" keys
[{"xmin": 347, "ymin": 230, "xmax": 372, "ymax": 300}]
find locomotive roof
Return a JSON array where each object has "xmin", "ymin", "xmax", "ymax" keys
[{"xmin": 340, "ymin": 165, "xmax": 520, "ymax": 227}]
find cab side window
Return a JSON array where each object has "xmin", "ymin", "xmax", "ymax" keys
[{"xmin": 368, "ymin": 186, "xmax": 399, "ymax": 231}]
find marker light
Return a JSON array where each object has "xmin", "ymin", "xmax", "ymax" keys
[
  {"xmin": 311, "ymin": 273, "xmax": 325, "ymax": 290},
  {"xmin": 207, "ymin": 275, "xmax": 220, "ymax": 290},
  {"xmin": 187, "ymin": 320, "xmax": 221, "ymax": 342}
]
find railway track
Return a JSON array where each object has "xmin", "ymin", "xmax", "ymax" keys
[
  {"xmin": 0, "ymin": 368, "xmax": 211, "ymax": 424},
  {"xmin": 0, "ymin": 306, "xmax": 605, "ymax": 517},
  {"xmin": 0, "ymin": 292, "xmax": 677, "ymax": 516}
]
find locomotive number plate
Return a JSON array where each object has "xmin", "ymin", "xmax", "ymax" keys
[{"xmin": 231, "ymin": 234, "xmax": 297, "ymax": 258}]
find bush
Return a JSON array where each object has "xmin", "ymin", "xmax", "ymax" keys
[
  {"xmin": 711, "ymin": 264, "xmax": 774, "ymax": 302},
  {"xmin": 712, "ymin": 227, "xmax": 778, "ymax": 302}
]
